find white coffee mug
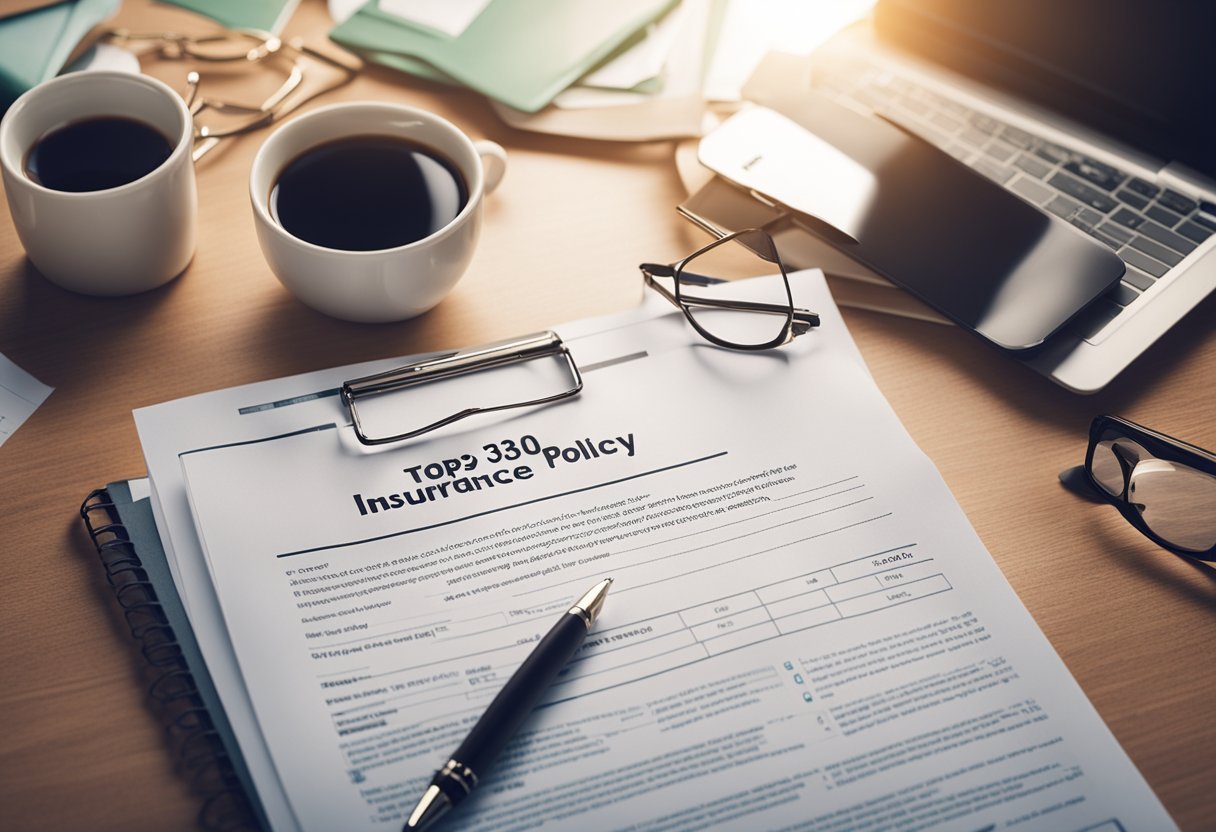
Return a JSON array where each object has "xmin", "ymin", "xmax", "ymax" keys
[
  {"xmin": 249, "ymin": 102, "xmax": 507, "ymax": 323},
  {"xmin": 0, "ymin": 71, "xmax": 197, "ymax": 296}
]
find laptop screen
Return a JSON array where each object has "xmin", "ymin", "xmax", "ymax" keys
[{"xmin": 874, "ymin": 0, "xmax": 1216, "ymax": 181}]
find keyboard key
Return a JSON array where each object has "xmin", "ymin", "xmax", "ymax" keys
[
  {"xmin": 1115, "ymin": 189, "xmax": 1149, "ymax": 210},
  {"xmin": 1077, "ymin": 207, "xmax": 1104, "ymax": 226},
  {"xmin": 937, "ymin": 98, "xmax": 972, "ymax": 118},
  {"xmin": 1014, "ymin": 154, "xmax": 1051, "ymax": 178},
  {"xmin": 1145, "ymin": 203, "xmax": 1182, "ymax": 228},
  {"xmin": 1109, "ymin": 281, "xmax": 1142, "ymax": 307},
  {"xmin": 959, "ymin": 127, "xmax": 989, "ymax": 147},
  {"xmin": 1063, "ymin": 158, "xmax": 1125, "ymax": 191},
  {"xmin": 985, "ymin": 140, "xmax": 1017, "ymax": 162},
  {"xmin": 1010, "ymin": 177, "xmax": 1054, "ymax": 205},
  {"xmin": 1109, "ymin": 207, "xmax": 1146, "ymax": 229},
  {"xmin": 1126, "ymin": 177, "xmax": 1160, "ymax": 198},
  {"xmin": 1046, "ymin": 194, "xmax": 1083, "ymax": 219},
  {"xmin": 974, "ymin": 159, "xmax": 1015, "ymax": 184},
  {"xmin": 1119, "ymin": 246, "xmax": 1169, "ymax": 278},
  {"xmin": 929, "ymin": 111, "xmax": 963, "ymax": 133},
  {"xmin": 1158, "ymin": 188, "xmax": 1197, "ymax": 215},
  {"xmin": 1001, "ymin": 125, "xmax": 1035, "ymax": 147},
  {"xmin": 1097, "ymin": 222, "xmax": 1134, "ymax": 244},
  {"xmin": 1138, "ymin": 219, "xmax": 1197, "ymax": 255},
  {"xmin": 1128, "ymin": 234, "xmax": 1183, "ymax": 267},
  {"xmin": 1035, "ymin": 141, "xmax": 1072, "ymax": 164},
  {"xmin": 1194, "ymin": 201, "xmax": 1216, "ymax": 230},
  {"xmin": 1121, "ymin": 265, "xmax": 1157, "ymax": 291},
  {"xmin": 1048, "ymin": 172, "xmax": 1118, "ymax": 212},
  {"xmin": 1177, "ymin": 220, "xmax": 1214, "ymax": 243},
  {"xmin": 1091, "ymin": 228, "xmax": 1126, "ymax": 250},
  {"xmin": 970, "ymin": 113, "xmax": 1002, "ymax": 134}
]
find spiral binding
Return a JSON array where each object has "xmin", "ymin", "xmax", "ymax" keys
[{"xmin": 81, "ymin": 489, "xmax": 260, "ymax": 831}]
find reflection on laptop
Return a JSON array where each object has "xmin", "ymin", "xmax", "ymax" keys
[{"xmin": 808, "ymin": 0, "xmax": 1216, "ymax": 392}]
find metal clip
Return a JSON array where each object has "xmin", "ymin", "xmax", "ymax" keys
[{"xmin": 341, "ymin": 331, "xmax": 583, "ymax": 446}]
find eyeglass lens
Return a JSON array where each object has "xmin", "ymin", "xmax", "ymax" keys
[
  {"xmin": 1091, "ymin": 434, "xmax": 1216, "ymax": 553},
  {"xmin": 672, "ymin": 230, "xmax": 792, "ymax": 347}
]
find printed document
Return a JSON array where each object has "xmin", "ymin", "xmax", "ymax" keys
[
  {"xmin": 0, "ymin": 351, "xmax": 52, "ymax": 448},
  {"xmin": 175, "ymin": 272, "xmax": 1175, "ymax": 831}
]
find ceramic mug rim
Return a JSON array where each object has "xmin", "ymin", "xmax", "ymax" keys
[
  {"xmin": 249, "ymin": 101, "xmax": 488, "ymax": 258},
  {"xmin": 0, "ymin": 70, "xmax": 193, "ymax": 201}
]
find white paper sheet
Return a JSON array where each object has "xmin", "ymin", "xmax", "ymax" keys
[
  {"xmin": 134, "ymin": 294, "xmax": 686, "ymax": 831},
  {"xmin": 0, "ymin": 352, "xmax": 52, "ymax": 448},
  {"xmin": 378, "ymin": 0, "xmax": 492, "ymax": 38},
  {"xmin": 174, "ymin": 272, "xmax": 1175, "ymax": 831}
]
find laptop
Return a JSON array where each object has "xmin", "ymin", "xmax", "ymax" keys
[{"xmin": 801, "ymin": 0, "xmax": 1216, "ymax": 392}]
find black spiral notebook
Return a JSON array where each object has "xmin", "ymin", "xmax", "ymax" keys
[{"xmin": 80, "ymin": 481, "xmax": 268, "ymax": 831}]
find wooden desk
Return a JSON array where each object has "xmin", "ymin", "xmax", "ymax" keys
[{"xmin": 2, "ymin": 2, "xmax": 1213, "ymax": 829}]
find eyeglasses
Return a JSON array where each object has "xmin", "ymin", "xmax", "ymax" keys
[
  {"xmin": 1059, "ymin": 415, "xmax": 1216, "ymax": 559},
  {"xmin": 639, "ymin": 228, "xmax": 819, "ymax": 350},
  {"xmin": 85, "ymin": 28, "xmax": 360, "ymax": 162}
]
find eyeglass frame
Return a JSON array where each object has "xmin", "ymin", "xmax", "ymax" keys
[
  {"xmin": 1069, "ymin": 414, "xmax": 1216, "ymax": 560},
  {"xmin": 639, "ymin": 228, "xmax": 820, "ymax": 351},
  {"xmin": 79, "ymin": 27, "xmax": 360, "ymax": 162}
]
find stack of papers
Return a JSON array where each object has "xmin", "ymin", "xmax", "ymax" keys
[
  {"xmin": 326, "ymin": 0, "xmax": 875, "ymax": 141},
  {"xmin": 328, "ymin": 0, "xmax": 715, "ymax": 140}
]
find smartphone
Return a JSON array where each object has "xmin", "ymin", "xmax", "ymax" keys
[{"xmin": 697, "ymin": 100, "xmax": 1125, "ymax": 351}]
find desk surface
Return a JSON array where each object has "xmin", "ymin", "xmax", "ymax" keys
[{"xmin": 2, "ymin": 1, "xmax": 1214, "ymax": 829}]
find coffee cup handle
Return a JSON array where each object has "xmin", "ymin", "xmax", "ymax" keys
[{"xmin": 475, "ymin": 140, "xmax": 507, "ymax": 195}]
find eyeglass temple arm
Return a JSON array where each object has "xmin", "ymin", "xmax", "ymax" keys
[{"xmin": 640, "ymin": 263, "xmax": 820, "ymax": 330}]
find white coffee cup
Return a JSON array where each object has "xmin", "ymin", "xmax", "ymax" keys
[
  {"xmin": 249, "ymin": 102, "xmax": 507, "ymax": 323},
  {"xmin": 0, "ymin": 71, "xmax": 197, "ymax": 296}
]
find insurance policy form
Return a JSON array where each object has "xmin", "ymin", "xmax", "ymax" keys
[{"xmin": 179, "ymin": 273, "xmax": 1174, "ymax": 831}]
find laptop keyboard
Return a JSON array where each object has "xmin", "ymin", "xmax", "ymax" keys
[{"xmin": 810, "ymin": 60, "xmax": 1216, "ymax": 343}]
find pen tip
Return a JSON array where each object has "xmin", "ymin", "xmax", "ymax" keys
[
  {"xmin": 572, "ymin": 578, "xmax": 612, "ymax": 629},
  {"xmin": 403, "ymin": 785, "xmax": 450, "ymax": 831}
]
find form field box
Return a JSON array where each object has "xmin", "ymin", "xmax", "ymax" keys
[
  {"xmin": 691, "ymin": 606, "xmax": 772, "ymax": 643},
  {"xmin": 680, "ymin": 592, "xmax": 762, "ymax": 628},
  {"xmin": 774, "ymin": 604, "xmax": 842, "ymax": 634},
  {"xmin": 755, "ymin": 569, "xmax": 837, "ymax": 604},
  {"xmin": 836, "ymin": 574, "xmax": 951, "ymax": 616},
  {"xmin": 763, "ymin": 589, "xmax": 832, "ymax": 620},
  {"xmin": 703, "ymin": 621, "xmax": 780, "ymax": 656}
]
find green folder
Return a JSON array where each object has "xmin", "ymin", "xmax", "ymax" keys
[
  {"xmin": 329, "ymin": 0, "xmax": 680, "ymax": 113},
  {"xmin": 156, "ymin": 0, "xmax": 299, "ymax": 35},
  {"xmin": 0, "ymin": 0, "xmax": 119, "ymax": 113}
]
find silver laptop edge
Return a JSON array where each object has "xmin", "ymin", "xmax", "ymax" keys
[{"xmin": 812, "ymin": 25, "xmax": 1216, "ymax": 393}]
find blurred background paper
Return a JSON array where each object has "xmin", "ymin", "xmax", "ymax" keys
[
  {"xmin": 328, "ymin": 0, "xmax": 680, "ymax": 113},
  {"xmin": 377, "ymin": 0, "xmax": 492, "ymax": 38}
]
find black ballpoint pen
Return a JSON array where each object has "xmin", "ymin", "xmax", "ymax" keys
[{"xmin": 403, "ymin": 577, "xmax": 613, "ymax": 831}]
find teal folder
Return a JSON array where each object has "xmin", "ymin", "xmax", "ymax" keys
[
  {"xmin": 0, "ymin": 0, "xmax": 119, "ymax": 112},
  {"xmin": 156, "ymin": 0, "xmax": 299, "ymax": 35},
  {"xmin": 329, "ymin": 0, "xmax": 680, "ymax": 113}
]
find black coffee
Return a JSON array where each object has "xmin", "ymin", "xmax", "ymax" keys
[
  {"xmin": 270, "ymin": 135, "xmax": 469, "ymax": 252},
  {"xmin": 24, "ymin": 117, "xmax": 173, "ymax": 193}
]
